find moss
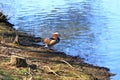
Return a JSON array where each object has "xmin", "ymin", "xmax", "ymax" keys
[
  {"xmin": 18, "ymin": 68, "xmax": 28, "ymax": 75},
  {"xmin": 34, "ymin": 75, "xmax": 42, "ymax": 80},
  {"xmin": 0, "ymin": 69, "xmax": 15, "ymax": 80}
]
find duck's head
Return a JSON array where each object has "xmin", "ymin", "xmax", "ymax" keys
[{"xmin": 52, "ymin": 32, "xmax": 60, "ymax": 39}]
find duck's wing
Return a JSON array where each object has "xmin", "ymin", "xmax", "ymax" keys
[{"xmin": 49, "ymin": 40, "xmax": 57, "ymax": 46}]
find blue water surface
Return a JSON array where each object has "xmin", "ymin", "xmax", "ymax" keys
[{"xmin": 0, "ymin": 0, "xmax": 120, "ymax": 79}]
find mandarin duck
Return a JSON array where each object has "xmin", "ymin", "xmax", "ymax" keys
[{"xmin": 44, "ymin": 32, "xmax": 60, "ymax": 49}]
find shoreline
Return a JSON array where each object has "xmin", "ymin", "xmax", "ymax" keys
[{"xmin": 0, "ymin": 13, "xmax": 114, "ymax": 80}]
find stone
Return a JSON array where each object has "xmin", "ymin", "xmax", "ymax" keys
[{"xmin": 10, "ymin": 55, "xmax": 28, "ymax": 67}]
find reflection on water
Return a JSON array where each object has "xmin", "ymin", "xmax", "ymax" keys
[{"xmin": 1, "ymin": 0, "xmax": 120, "ymax": 79}]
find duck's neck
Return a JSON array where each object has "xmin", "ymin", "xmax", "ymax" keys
[{"xmin": 52, "ymin": 35, "xmax": 58, "ymax": 39}]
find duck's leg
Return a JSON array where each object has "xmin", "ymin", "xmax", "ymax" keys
[{"xmin": 44, "ymin": 44, "xmax": 48, "ymax": 48}]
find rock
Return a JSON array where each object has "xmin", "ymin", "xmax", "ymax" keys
[
  {"xmin": 29, "ymin": 64, "xmax": 37, "ymax": 70},
  {"xmin": 10, "ymin": 55, "xmax": 28, "ymax": 67}
]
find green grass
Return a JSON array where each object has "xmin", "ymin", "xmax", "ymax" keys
[
  {"xmin": 34, "ymin": 75, "xmax": 42, "ymax": 80},
  {"xmin": 0, "ymin": 69, "xmax": 13, "ymax": 80}
]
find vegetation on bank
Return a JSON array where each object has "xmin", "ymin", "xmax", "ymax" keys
[
  {"xmin": 0, "ymin": 12, "xmax": 114, "ymax": 80},
  {"xmin": 0, "ymin": 12, "xmax": 8, "ymax": 21}
]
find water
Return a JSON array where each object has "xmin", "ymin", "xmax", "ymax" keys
[{"xmin": 0, "ymin": 0, "xmax": 120, "ymax": 80}]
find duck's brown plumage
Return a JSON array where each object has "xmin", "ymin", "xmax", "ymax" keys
[{"xmin": 44, "ymin": 32, "xmax": 60, "ymax": 48}]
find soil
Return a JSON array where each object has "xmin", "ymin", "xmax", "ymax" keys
[{"xmin": 0, "ymin": 20, "xmax": 115, "ymax": 80}]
